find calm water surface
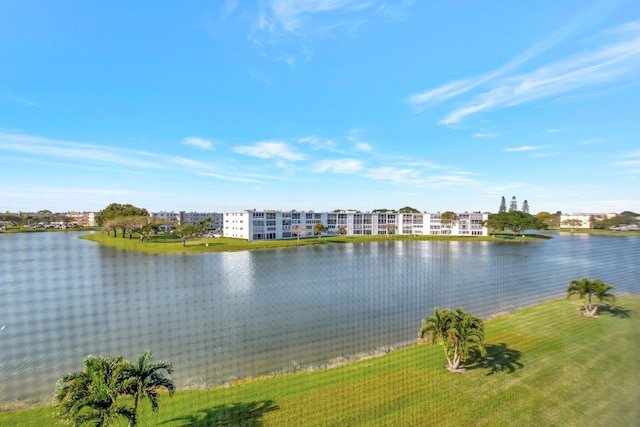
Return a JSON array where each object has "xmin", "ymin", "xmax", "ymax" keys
[{"xmin": 0, "ymin": 231, "xmax": 638, "ymax": 401}]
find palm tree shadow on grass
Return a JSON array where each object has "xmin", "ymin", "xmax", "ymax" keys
[
  {"xmin": 598, "ymin": 304, "xmax": 631, "ymax": 318},
  {"xmin": 162, "ymin": 400, "xmax": 279, "ymax": 426},
  {"xmin": 467, "ymin": 343, "xmax": 524, "ymax": 376}
]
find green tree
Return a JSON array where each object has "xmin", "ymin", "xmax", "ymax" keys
[
  {"xmin": 498, "ymin": 196, "xmax": 507, "ymax": 213},
  {"xmin": 440, "ymin": 211, "xmax": 459, "ymax": 236},
  {"xmin": 54, "ymin": 355, "xmax": 136, "ymax": 427},
  {"xmin": 500, "ymin": 210, "xmax": 542, "ymax": 235},
  {"xmin": 567, "ymin": 277, "xmax": 615, "ymax": 317},
  {"xmin": 172, "ymin": 223, "xmax": 200, "ymax": 246},
  {"xmin": 482, "ymin": 216, "xmax": 504, "ymax": 237},
  {"xmin": 95, "ymin": 203, "xmax": 149, "ymax": 227},
  {"xmin": 313, "ymin": 222, "xmax": 328, "ymax": 238},
  {"xmin": 398, "ymin": 206, "xmax": 420, "ymax": 213},
  {"xmin": 521, "ymin": 200, "xmax": 529, "ymax": 213},
  {"xmin": 561, "ymin": 218, "xmax": 584, "ymax": 232},
  {"xmin": 336, "ymin": 225, "xmax": 347, "ymax": 235},
  {"xmin": 419, "ymin": 307, "xmax": 485, "ymax": 373},
  {"xmin": 131, "ymin": 216, "xmax": 172, "ymax": 241},
  {"xmin": 509, "ymin": 196, "xmax": 518, "ymax": 212},
  {"xmin": 125, "ymin": 351, "xmax": 175, "ymax": 425},
  {"xmin": 536, "ymin": 211, "xmax": 559, "ymax": 229}
]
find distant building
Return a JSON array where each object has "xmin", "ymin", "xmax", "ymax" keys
[
  {"xmin": 560, "ymin": 213, "xmax": 618, "ymax": 229},
  {"xmin": 150, "ymin": 211, "xmax": 181, "ymax": 224},
  {"xmin": 150, "ymin": 211, "xmax": 223, "ymax": 230},
  {"xmin": 223, "ymin": 210, "xmax": 488, "ymax": 241},
  {"xmin": 181, "ymin": 212, "xmax": 223, "ymax": 230},
  {"xmin": 67, "ymin": 211, "xmax": 96, "ymax": 227}
]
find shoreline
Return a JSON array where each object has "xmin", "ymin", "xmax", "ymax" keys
[
  {"xmin": 9, "ymin": 294, "xmax": 634, "ymax": 412},
  {"xmin": 78, "ymin": 231, "xmax": 552, "ymax": 254}
]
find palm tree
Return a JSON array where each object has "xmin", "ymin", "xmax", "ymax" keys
[
  {"xmin": 567, "ymin": 277, "xmax": 615, "ymax": 317},
  {"xmin": 125, "ymin": 350, "xmax": 175, "ymax": 424},
  {"xmin": 419, "ymin": 307, "xmax": 484, "ymax": 373},
  {"xmin": 54, "ymin": 355, "xmax": 136, "ymax": 426}
]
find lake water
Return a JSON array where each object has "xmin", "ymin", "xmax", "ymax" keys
[{"xmin": 0, "ymin": 231, "xmax": 638, "ymax": 401}]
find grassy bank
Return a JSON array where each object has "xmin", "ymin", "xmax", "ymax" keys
[
  {"xmin": 80, "ymin": 231, "xmax": 550, "ymax": 254},
  {"xmin": 554, "ymin": 228, "xmax": 640, "ymax": 237},
  {"xmin": 2, "ymin": 296, "xmax": 638, "ymax": 426}
]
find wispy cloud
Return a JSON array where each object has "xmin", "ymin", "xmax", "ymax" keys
[
  {"xmin": 473, "ymin": 132, "xmax": 501, "ymax": 138},
  {"xmin": 183, "ymin": 137, "xmax": 215, "ymax": 150},
  {"xmin": 504, "ymin": 146, "xmax": 541, "ymax": 152},
  {"xmin": 0, "ymin": 132, "xmax": 248, "ymax": 182},
  {"xmin": 407, "ymin": 24, "xmax": 574, "ymax": 111},
  {"xmin": 347, "ymin": 129, "xmax": 372, "ymax": 151},
  {"xmin": 11, "ymin": 95, "xmax": 38, "ymax": 107},
  {"xmin": 0, "ymin": 132, "xmax": 163, "ymax": 170},
  {"xmin": 233, "ymin": 140, "xmax": 306, "ymax": 161},
  {"xmin": 409, "ymin": 20, "xmax": 640, "ymax": 125},
  {"xmin": 270, "ymin": 0, "xmax": 377, "ymax": 33},
  {"xmin": 298, "ymin": 135, "xmax": 339, "ymax": 151},
  {"xmin": 364, "ymin": 166, "xmax": 477, "ymax": 188},
  {"xmin": 611, "ymin": 150, "xmax": 640, "ymax": 172},
  {"xmin": 196, "ymin": 171, "xmax": 263, "ymax": 183},
  {"xmin": 314, "ymin": 159, "xmax": 363, "ymax": 174},
  {"xmin": 238, "ymin": 1, "xmax": 412, "ymax": 64}
]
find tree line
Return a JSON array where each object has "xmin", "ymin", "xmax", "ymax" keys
[{"xmin": 96, "ymin": 203, "xmax": 213, "ymax": 246}]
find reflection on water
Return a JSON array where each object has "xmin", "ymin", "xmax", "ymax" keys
[
  {"xmin": 0, "ymin": 232, "xmax": 638, "ymax": 401},
  {"xmin": 221, "ymin": 251, "xmax": 254, "ymax": 294}
]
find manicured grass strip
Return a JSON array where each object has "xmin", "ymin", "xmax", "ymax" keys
[
  {"xmin": 2, "ymin": 297, "xmax": 638, "ymax": 426},
  {"xmin": 80, "ymin": 231, "xmax": 550, "ymax": 254}
]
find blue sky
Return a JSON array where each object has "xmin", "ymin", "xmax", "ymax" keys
[{"xmin": 1, "ymin": 0, "xmax": 639, "ymax": 214}]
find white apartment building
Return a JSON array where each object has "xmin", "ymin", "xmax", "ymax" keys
[
  {"xmin": 559, "ymin": 213, "xmax": 618, "ymax": 229},
  {"xmin": 67, "ymin": 211, "xmax": 96, "ymax": 227},
  {"xmin": 150, "ymin": 211, "xmax": 223, "ymax": 230},
  {"xmin": 224, "ymin": 210, "xmax": 488, "ymax": 241}
]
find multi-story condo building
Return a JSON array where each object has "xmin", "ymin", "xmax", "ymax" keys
[
  {"xmin": 150, "ymin": 211, "xmax": 223, "ymax": 230},
  {"xmin": 67, "ymin": 211, "xmax": 96, "ymax": 227},
  {"xmin": 559, "ymin": 213, "xmax": 617, "ymax": 229},
  {"xmin": 224, "ymin": 210, "xmax": 488, "ymax": 241}
]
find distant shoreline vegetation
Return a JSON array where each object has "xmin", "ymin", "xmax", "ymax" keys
[{"xmin": 79, "ymin": 231, "xmax": 553, "ymax": 254}]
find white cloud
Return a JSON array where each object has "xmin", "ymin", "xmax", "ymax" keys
[
  {"xmin": 365, "ymin": 166, "xmax": 422, "ymax": 184},
  {"xmin": 183, "ymin": 137, "xmax": 215, "ymax": 150},
  {"xmin": 233, "ymin": 140, "xmax": 306, "ymax": 161},
  {"xmin": 473, "ymin": 132, "xmax": 501, "ymax": 138},
  {"xmin": 504, "ymin": 146, "xmax": 541, "ymax": 152},
  {"xmin": 298, "ymin": 135, "xmax": 339, "ymax": 151},
  {"xmin": 353, "ymin": 141, "xmax": 372, "ymax": 151},
  {"xmin": 364, "ymin": 166, "xmax": 479, "ymax": 188},
  {"xmin": 314, "ymin": 159, "xmax": 363, "ymax": 173},
  {"xmin": 271, "ymin": 0, "xmax": 375, "ymax": 32},
  {"xmin": 0, "ymin": 132, "xmax": 163, "ymax": 169},
  {"xmin": 197, "ymin": 171, "xmax": 263, "ymax": 183},
  {"xmin": 409, "ymin": 20, "xmax": 640, "ymax": 125}
]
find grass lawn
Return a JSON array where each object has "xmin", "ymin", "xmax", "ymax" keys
[
  {"xmin": 80, "ymin": 231, "xmax": 551, "ymax": 254},
  {"xmin": 2, "ymin": 296, "xmax": 638, "ymax": 426},
  {"xmin": 554, "ymin": 228, "xmax": 640, "ymax": 237}
]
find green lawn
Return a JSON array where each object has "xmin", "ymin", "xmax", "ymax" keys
[
  {"xmin": 80, "ymin": 231, "xmax": 550, "ymax": 254},
  {"xmin": 2, "ymin": 297, "xmax": 638, "ymax": 426},
  {"xmin": 554, "ymin": 228, "xmax": 640, "ymax": 236}
]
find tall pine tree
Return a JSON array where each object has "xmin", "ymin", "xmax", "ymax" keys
[
  {"xmin": 499, "ymin": 196, "xmax": 507, "ymax": 213},
  {"xmin": 509, "ymin": 196, "xmax": 518, "ymax": 212}
]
